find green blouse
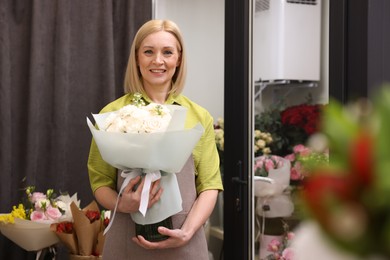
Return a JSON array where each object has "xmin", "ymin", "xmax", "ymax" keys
[{"xmin": 87, "ymin": 93, "xmax": 223, "ymax": 194}]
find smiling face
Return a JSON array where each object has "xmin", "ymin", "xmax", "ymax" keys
[{"xmin": 137, "ymin": 30, "xmax": 181, "ymax": 95}]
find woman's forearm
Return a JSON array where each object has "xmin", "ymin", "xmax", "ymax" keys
[
  {"xmin": 94, "ymin": 186, "xmax": 120, "ymax": 211},
  {"xmin": 181, "ymin": 189, "xmax": 219, "ymax": 238},
  {"xmin": 94, "ymin": 187, "xmax": 118, "ymax": 210}
]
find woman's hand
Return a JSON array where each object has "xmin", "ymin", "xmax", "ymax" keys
[
  {"xmin": 132, "ymin": 190, "xmax": 219, "ymax": 250},
  {"xmin": 132, "ymin": 226, "xmax": 191, "ymax": 249},
  {"xmin": 118, "ymin": 175, "xmax": 163, "ymax": 213}
]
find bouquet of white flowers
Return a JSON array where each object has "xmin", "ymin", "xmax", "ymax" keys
[
  {"xmin": 87, "ymin": 96, "xmax": 204, "ymax": 233},
  {"xmin": 103, "ymin": 103, "xmax": 172, "ymax": 134}
]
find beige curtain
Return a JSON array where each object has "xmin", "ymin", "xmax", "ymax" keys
[{"xmin": 0, "ymin": 0, "xmax": 151, "ymax": 258}]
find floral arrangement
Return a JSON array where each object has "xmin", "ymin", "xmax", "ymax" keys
[
  {"xmin": 254, "ymin": 130, "xmax": 273, "ymax": 156},
  {"xmin": 280, "ymin": 104, "xmax": 322, "ymax": 136},
  {"xmin": 87, "ymin": 92, "xmax": 204, "ymax": 242},
  {"xmin": 52, "ymin": 201, "xmax": 110, "ymax": 259},
  {"xmin": 104, "ymin": 102, "xmax": 171, "ymax": 133},
  {"xmin": 254, "ymin": 147, "xmax": 328, "ymax": 185},
  {"xmin": 263, "ymin": 221, "xmax": 295, "ymax": 260},
  {"xmin": 253, "ymin": 155, "xmax": 293, "ymax": 217},
  {"xmin": 255, "ymin": 100, "xmax": 324, "ymax": 156},
  {"xmin": 254, "ymin": 155, "xmax": 284, "ymax": 177},
  {"xmin": 26, "ymin": 186, "xmax": 62, "ymax": 222},
  {"xmin": 0, "ymin": 186, "xmax": 74, "ymax": 224},
  {"xmin": 284, "ymin": 144, "xmax": 329, "ymax": 185},
  {"xmin": 0, "ymin": 186, "xmax": 79, "ymax": 252},
  {"xmin": 299, "ymin": 86, "xmax": 390, "ymax": 258},
  {"xmin": 103, "ymin": 93, "xmax": 171, "ymax": 133}
]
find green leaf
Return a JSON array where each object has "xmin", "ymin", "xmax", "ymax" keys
[
  {"xmin": 373, "ymin": 86, "xmax": 390, "ymax": 197},
  {"xmin": 322, "ymin": 99, "xmax": 360, "ymax": 169}
]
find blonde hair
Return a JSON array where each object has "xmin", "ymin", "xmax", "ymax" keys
[{"xmin": 124, "ymin": 19, "xmax": 187, "ymax": 95}]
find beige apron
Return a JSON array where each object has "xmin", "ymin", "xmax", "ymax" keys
[{"xmin": 102, "ymin": 157, "xmax": 209, "ymax": 260}]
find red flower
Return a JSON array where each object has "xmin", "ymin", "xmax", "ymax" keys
[
  {"xmin": 281, "ymin": 104, "xmax": 323, "ymax": 135},
  {"xmin": 302, "ymin": 173, "xmax": 352, "ymax": 226},
  {"xmin": 349, "ymin": 131, "xmax": 375, "ymax": 187},
  {"xmin": 103, "ymin": 217, "xmax": 109, "ymax": 227},
  {"xmin": 85, "ymin": 210, "xmax": 100, "ymax": 223},
  {"xmin": 56, "ymin": 221, "xmax": 74, "ymax": 233}
]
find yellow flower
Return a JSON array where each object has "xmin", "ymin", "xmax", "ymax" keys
[
  {"xmin": 0, "ymin": 213, "xmax": 14, "ymax": 224},
  {"xmin": 216, "ymin": 117, "xmax": 224, "ymax": 129},
  {"xmin": 214, "ymin": 128, "xmax": 224, "ymax": 151},
  {"xmin": 0, "ymin": 204, "xmax": 26, "ymax": 224},
  {"xmin": 262, "ymin": 147, "xmax": 272, "ymax": 155},
  {"xmin": 254, "ymin": 129, "xmax": 262, "ymax": 138},
  {"xmin": 256, "ymin": 139, "xmax": 266, "ymax": 149},
  {"xmin": 11, "ymin": 204, "xmax": 27, "ymax": 220}
]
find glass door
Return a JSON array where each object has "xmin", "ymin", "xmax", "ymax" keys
[{"xmin": 252, "ymin": 0, "xmax": 330, "ymax": 259}]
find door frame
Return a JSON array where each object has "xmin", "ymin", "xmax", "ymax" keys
[{"xmin": 223, "ymin": 0, "xmax": 253, "ymax": 259}]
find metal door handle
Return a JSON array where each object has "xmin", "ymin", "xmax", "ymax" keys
[{"xmin": 231, "ymin": 161, "xmax": 247, "ymax": 212}]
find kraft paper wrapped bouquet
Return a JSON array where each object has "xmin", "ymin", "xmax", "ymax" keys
[
  {"xmin": 52, "ymin": 201, "xmax": 109, "ymax": 259},
  {"xmin": 86, "ymin": 94, "xmax": 204, "ymax": 240}
]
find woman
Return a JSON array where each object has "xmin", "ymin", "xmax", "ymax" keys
[{"xmin": 87, "ymin": 19, "xmax": 223, "ymax": 259}]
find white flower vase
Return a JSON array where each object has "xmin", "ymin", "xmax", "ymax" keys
[{"xmin": 259, "ymin": 234, "xmax": 284, "ymax": 260}]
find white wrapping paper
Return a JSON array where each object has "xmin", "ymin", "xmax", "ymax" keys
[
  {"xmin": 87, "ymin": 105, "xmax": 204, "ymax": 226},
  {"xmin": 0, "ymin": 217, "xmax": 59, "ymax": 251}
]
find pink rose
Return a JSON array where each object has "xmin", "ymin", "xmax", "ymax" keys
[
  {"xmin": 30, "ymin": 210, "xmax": 47, "ymax": 222},
  {"xmin": 264, "ymin": 159, "xmax": 275, "ymax": 172},
  {"xmin": 267, "ymin": 238, "xmax": 281, "ymax": 252},
  {"xmin": 45, "ymin": 206, "xmax": 62, "ymax": 221},
  {"xmin": 31, "ymin": 192, "xmax": 46, "ymax": 203},
  {"xmin": 286, "ymin": 232, "xmax": 295, "ymax": 241},
  {"xmin": 293, "ymin": 144, "xmax": 311, "ymax": 156},
  {"xmin": 282, "ymin": 247, "xmax": 295, "ymax": 260},
  {"xmin": 284, "ymin": 153, "xmax": 295, "ymax": 162},
  {"xmin": 255, "ymin": 159, "xmax": 264, "ymax": 170},
  {"xmin": 290, "ymin": 163, "xmax": 303, "ymax": 180}
]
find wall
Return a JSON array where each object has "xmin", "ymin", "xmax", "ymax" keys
[{"xmin": 153, "ymin": 0, "xmax": 225, "ymax": 121}]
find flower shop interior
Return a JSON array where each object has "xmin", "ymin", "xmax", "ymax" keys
[{"xmin": 2, "ymin": 0, "xmax": 390, "ymax": 259}]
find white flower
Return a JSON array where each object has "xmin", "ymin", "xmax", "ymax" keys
[
  {"xmin": 104, "ymin": 103, "xmax": 172, "ymax": 134},
  {"xmin": 35, "ymin": 198, "xmax": 51, "ymax": 210},
  {"xmin": 104, "ymin": 210, "xmax": 111, "ymax": 219}
]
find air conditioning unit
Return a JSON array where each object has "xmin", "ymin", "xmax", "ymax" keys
[{"xmin": 253, "ymin": 0, "xmax": 322, "ymax": 83}]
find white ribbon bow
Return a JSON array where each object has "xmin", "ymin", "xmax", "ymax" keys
[{"xmin": 104, "ymin": 169, "xmax": 161, "ymax": 235}]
